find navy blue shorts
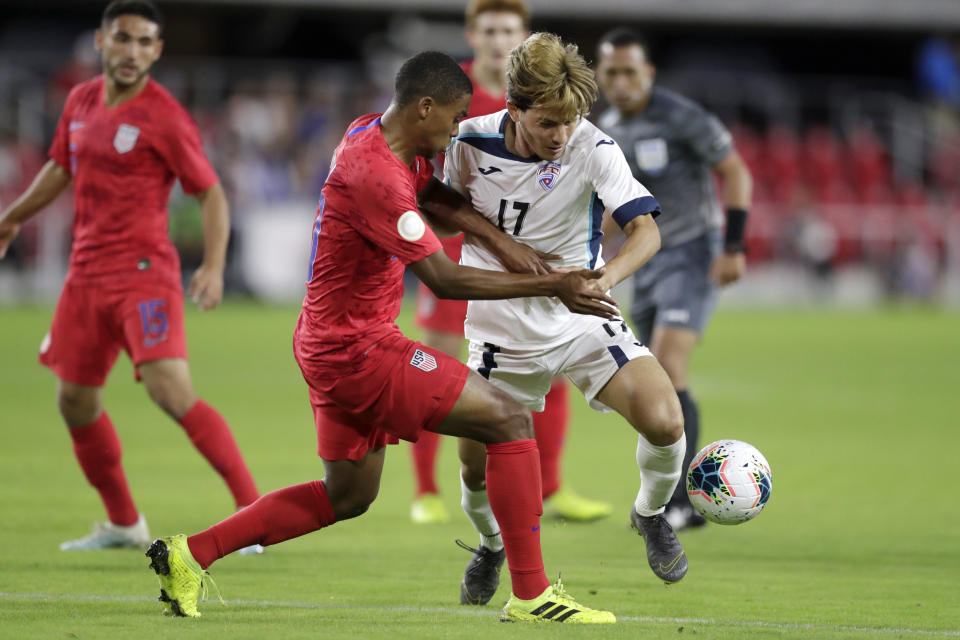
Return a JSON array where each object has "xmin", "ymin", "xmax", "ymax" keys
[{"xmin": 630, "ymin": 230, "xmax": 721, "ymax": 344}]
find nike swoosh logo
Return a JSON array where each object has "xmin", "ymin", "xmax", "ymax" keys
[
  {"xmin": 658, "ymin": 552, "xmax": 686, "ymax": 573},
  {"xmin": 596, "ymin": 139, "xmax": 615, "ymax": 147},
  {"xmin": 478, "ymin": 166, "xmax": 502, "ymax": 175}
]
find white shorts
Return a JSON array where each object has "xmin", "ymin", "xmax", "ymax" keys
[{"xmin": 467, "ymin": 317, "xmax": 653, "ymax": 412}]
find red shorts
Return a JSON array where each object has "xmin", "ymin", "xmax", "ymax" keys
[
  {"xmin": 39, "ymin": 278, "xmax": 187, "ymax": 386},
  {"xmin": 415, "ymin": 235, "xmax": 467, "ymax": 335},
  {"xmin": 295, "ymin": 331, "xmax": 469, "ymax": 461}
]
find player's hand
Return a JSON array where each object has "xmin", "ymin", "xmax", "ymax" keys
[
  {"xmin": 188, "ymin": 263, "xmax": 224, "ymax": 311},
  {"xmin": 554, "ymin": 268, "xmax": 619, "ymax": 320},
  {"xmin": 710, "ymin": 252, "xmax": 746, "ymax": 286},
  {"xmin": 552, "ymin": 264, "xmax": 614, "ymax": 296},
  {"xmin": 0, "ymin": 217, "xmax": 21, "ymax": 260},
  {"xmin": 489, "ymin": 233, "xmax": 560, "ymax": 275},
  {"xmin": 552, "ymin": 265, "xmax": 614, "ymax": 293}
]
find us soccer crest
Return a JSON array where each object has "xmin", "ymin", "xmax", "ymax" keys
[
  {"xmin": 113, "ymin": 124, "xmax": 140, "ymax": 154},
  {"xmin": 537, "ymin": 161, "xmax": 561, "ymax": 191}
]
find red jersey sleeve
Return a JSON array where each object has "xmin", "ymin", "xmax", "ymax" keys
[
  {"xmin": 48, "ymin": 89, "xmax": 76, "ymax": 171},
  {"xmin": 153, "ymin": 101, "xmax": 218, "ymax": 195},
  {"xmin": 350, "ymin": 156, "xmax": 441, "ymax": 265}
]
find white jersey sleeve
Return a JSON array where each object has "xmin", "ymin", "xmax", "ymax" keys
[
  {"xmin": 442, "ymin": 140, "xmax": 469, "ymax": 199},
  {"xmin": 586, "ymin": 135, "xmax": 661, "ymax": 228}
]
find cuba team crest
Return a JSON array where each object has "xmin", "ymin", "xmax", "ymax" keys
[
  {"xmin": 537, "ymin": 161, "xmax": 561, "ymax": 191},
  {"xmin": 113, "ymin": 123, "xmax": 140, "ymax": 154}
]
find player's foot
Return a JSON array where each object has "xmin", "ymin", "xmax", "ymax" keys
[
  {"xmin": 663, "ymin": 504, "xmax": 707, "ymax": 532},
  {"xmin": 501, "ymin": 577, "xmax": 616, "ymax": 624},
  {"xmin": 410, "ymin": 493, "xmax": 449, "ymax": 524},
  {"xmin": 544, "ymin": 488, "xmax": 613, "ymax": 522},
  {"xmin": 456, "ymin": 539, "xmax": 505, "ymax": 605},
  {"xmin": 237, "ymin": 544, "xmax": 265, "ymax": 555},
  {"xmin": 146, "ymin": 535, "xmax": 220, "ymax": 618},
  {"xmin": 630, "ymin": 508, "xmax": 688, "ymax": 583},
  {"xmin": 59, "ymin": 514, "xmax": 151, "ymax": 551}
]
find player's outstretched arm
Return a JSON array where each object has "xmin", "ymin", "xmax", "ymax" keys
[
  {"xmin": 188, "ymin": 182, "xmax": 229, "ymax": 311},
  {"xmin": 417, "ymin": 177, "xmax": 560, "ymax": 275},
  {"xmin": 0, "ymin": 160, "xmax": 71, "ymax": 259},
  {"xmin": 409, "ymin": 249, "xmax": 619, "ymax": 320},
  {"xmin": 591, "ymin": 214, "xmax": 661, "ymax": 292}
]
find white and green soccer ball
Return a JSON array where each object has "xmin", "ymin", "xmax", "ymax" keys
[{"xmin": 686, "ymin": 439, "xmax": 772, "ymax": 525}]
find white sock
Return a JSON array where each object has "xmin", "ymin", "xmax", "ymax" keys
[
  {"xmin": 460, "ymin": 472, "xmax": 503, "ymax": 552},
  {"xmin": 633, "ymin": 432, "xmax": 686, "ymax": 517}
]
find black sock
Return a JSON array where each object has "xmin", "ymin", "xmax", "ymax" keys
[{"xmin": 669, "ymin": 389, "xmax": 700, "ymax": 508}]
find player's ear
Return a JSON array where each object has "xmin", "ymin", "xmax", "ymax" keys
[
  {"xmin": 506, "ymin": 101, "xmax": 522, "ymax": 123},
  {"xmin": 94, "ymin": 28, "xmax": 104, "ymax": 52},
  {"xmin": 153, "ymin": 37, "xmax": 164, "ymax": 61},
  {"xmin": 417, "ymin": 96, "xmax": 434, "ymax": 121}
]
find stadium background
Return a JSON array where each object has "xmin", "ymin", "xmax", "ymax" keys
[
  {"xmin": 1, "ymin": 2, "xmax": 958, "ymax": 638},
  {"xmin": 2, "ymin": 0, "xmax": 960, "ymax": 305}
]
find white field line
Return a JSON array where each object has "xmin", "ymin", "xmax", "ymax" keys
[{"xmin": 1, "ymin": 591, "xmax": 958, "ymax": 636}]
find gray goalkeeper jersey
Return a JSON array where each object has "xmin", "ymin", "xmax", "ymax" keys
[{"xmin": 597, "ymin": 86, "xmax": 732, "ymax": 248}]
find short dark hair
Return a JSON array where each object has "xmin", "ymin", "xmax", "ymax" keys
[
  {"xmin": 102, "ymin": 0, "xmax": 165, "ymax": 32},
  {"xmin": 597, "ymin": 27, "xmax": 650, "ymax": 60},
  {"xmin": 394, "ymin": 51, "xmax": 473, "ymax": 108}
]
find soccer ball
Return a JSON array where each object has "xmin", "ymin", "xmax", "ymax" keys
[{"xmin": 686, "ymin": 439, "xmax": 772, "ymax": 525}]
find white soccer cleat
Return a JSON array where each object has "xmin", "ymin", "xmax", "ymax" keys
[{"xmin": 60, "ymin": 514, "xmax": 152, "ymax": 551}]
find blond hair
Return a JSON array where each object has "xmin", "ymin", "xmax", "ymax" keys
[
  {"xmin": 465, "ymin": 0, "xmax": 531, "ymax": 30},
  {"xmin": 506, "ymin": 33, "xmax": 598, "ymax": 121}
]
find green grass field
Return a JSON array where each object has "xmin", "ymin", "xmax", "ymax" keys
[{"xmin": 1, "ymin": 301, "xmax": 958, "ymax": 639}]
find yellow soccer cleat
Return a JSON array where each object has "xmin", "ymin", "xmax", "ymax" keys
[
  {"xmin": 410, "ymin": 493, "xmax": 450, "ymax": 524},
  {"xmin": 544, "ymin": 488, "xmax": 613, "ymax": 522},
  {"xmin": 146, "ymin": 535, "xmax": 221, "ymax": 618},
  {"xmin": 501, "ymin": 577, "xmax": 616, "ymax": 624}
]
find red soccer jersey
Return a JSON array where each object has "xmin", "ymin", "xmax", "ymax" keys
[
  {"xmin": 296, "ymin": 114, "xmax": 442, "ymax": 376},
  {"xmin": 48, "ymin": 76, "xmax": 218, "ymax": 283},
  {"xmin": 461, "ymin": 60, "xmax": 507, "ymax": 119}
]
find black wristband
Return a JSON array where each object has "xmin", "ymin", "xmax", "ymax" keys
[{"xmin": 723, "ymin": 207, "xmax": 748, "ymax": 253}]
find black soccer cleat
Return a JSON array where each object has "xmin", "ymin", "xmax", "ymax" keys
[
  {"xmin": 629, "ymin": 508, "xmax": 688, "ymax": 583},
  {"xmin": 456, "ymin": 539, "xmax": 506, "ymax": 605}
]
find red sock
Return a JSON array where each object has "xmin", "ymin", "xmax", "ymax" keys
[
  {"xmin": 68, "ymin": 413, "xmax": 139, "ymax": 526},
  {"xmin": 486, "ymin": 439, "xmax": 550, "ymax": 600},
  {"xmin": 534, "ymin": 381, "xmax": 569, "ymax": 500},
  {"xmin": 410, "ymin": 430, "xmax": 442, "ymax": 496},
  {"xmin": 178, "ymin": 400, "xmax": 260, "ymax": 507},
  {"xmin": 188, "ymin": 480, "xmax": 335, "ymax": 569}
]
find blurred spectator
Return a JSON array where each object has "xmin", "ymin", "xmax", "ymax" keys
[
  {"xmin": 916, "ymin": 34, "xmax": 960, "ymax": 146},
  {"xmin": 788, "ymin": 190, "xmax": 838, "ymax": 283},
  {"xmin": 916, "ymin": 34, "xmax": 960, "ymax": 109}
]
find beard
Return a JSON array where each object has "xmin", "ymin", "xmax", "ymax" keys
[{"xmin": 106, "ymin": 61, "xmax": 147, "ymax": 89}]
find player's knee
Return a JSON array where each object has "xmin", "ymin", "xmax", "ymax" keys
[
  {"xmin": 143, "ymin": 375, "xmax": 195, "ymax": 418},
  {"xmin": 56, "ymin": 386, "xmax": 100, "ymax": 426},
  {"xmin": 642, "ymin": 394, "xmax": 684, "ymax": 446},
  {"xmin": 325, "ymin": 482, "xmax": 379, "ymax": 521},
  {"xmin": 492, "ymin": 398, "xmax": 534, "ymax": 443}
]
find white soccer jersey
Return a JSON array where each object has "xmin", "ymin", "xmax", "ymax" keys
[{"xmin": 446, "ymin": 110, "xmax": 660, "ymax": 349}]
